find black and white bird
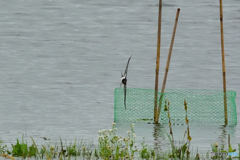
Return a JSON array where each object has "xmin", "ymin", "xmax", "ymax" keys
[{"xmin": 120, "ymin": 55, "xmax": 132, "ymax": 109}]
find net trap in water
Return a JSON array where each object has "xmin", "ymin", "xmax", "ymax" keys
[{"xmin": 114, "ymin": 88, "xmax": 237, "ymax": 126}]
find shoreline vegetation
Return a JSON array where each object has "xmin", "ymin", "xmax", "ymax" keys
[
  {"xmin": 0, "ymin": 123, "xmax": 239, "ymax": 160},
  {"xmin": 1, "ymin": 100, "xmax": 239, "ymax": 160}
]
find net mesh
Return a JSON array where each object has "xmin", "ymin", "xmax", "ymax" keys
[{"xmin": 114, "ymin": 88, "xmax": 237, "ymax": 126}]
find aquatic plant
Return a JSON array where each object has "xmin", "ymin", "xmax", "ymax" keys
[
  {"xmin": 0, "ymin": 140, "xmax": 15, "ymax": 159},
  {"xmin": 163, "ymin": 99, "xmax": 196, "ymax": 159},
  {"xmin": 96, "ymin": 123, "xmax": 138, "ymax": 159},
  {"xmin": 11, "ymin": 135, "xmax": 37, "ymax": 158},
  {"xmin": 211, "ymin": 138, "xmax": 237, "ymax": 159},
  {"xmin": 0, "ymin": 140, "xmax": 7, "ymax": 154}
]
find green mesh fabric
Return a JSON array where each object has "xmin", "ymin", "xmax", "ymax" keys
[{"xmin": 114, "ymin": 88, "xmax": 237, "ymax": 126}]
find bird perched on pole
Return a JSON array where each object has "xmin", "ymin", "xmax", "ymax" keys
[{"xmin": 120, "ymin": 55, "xmax": 132, "ymax": 109}]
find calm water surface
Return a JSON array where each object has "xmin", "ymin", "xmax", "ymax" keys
[{"xmin": 0, "ymin": 0, "xmax": 240, "ymax": 154}]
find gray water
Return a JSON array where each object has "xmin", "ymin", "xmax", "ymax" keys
[{"xmin": 0, "ymin": 0, "xmax": 240, "ymax": 154}]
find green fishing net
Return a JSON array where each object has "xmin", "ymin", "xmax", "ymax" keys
[{"xmin": 114, "ymin": 88, "xmax": 237, "ymax": 126}]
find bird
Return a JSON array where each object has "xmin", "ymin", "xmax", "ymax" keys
[
  {"xmin": 40, "ymin": 137, "xmax": 50, "ymax": 140},
  {"xmin": 120, "ymin": 55, "xmax": 132, "ymax": 109}
]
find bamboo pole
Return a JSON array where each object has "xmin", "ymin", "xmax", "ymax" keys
[
  {"xmin": 228, "ymin": 134, "xmax": 230, "ymax": 148},
  {"xmin": 156, "ymin": 8, "xmax": 180, "ymax": 123},
  {"xmin": 154, "ymin": 0, "xmax": 163, "ymax": 123},
  {"xmin": 219, "ymin": 0, "xmax": 228, "ymax": 125}
]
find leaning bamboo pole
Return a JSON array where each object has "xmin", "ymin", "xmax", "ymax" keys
[
  {"xmin": 219, "ymin": 0, "xmax": 228, "ymax": 125},
  {"xmin": 156, "ymin": 8, "xmax": 180, "ymax": 123},
  {"xmin": 154, "ymin": 0, "xmax": 163, "ymax": 123}
]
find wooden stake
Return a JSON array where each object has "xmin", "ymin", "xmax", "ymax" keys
[
  {"xmin": 154, "ymin": 0, "xmax": 163, "ymax": 123},
  {"xmin": 156, "ymin": 8, "xmax": 180, "ymax": 123},
  {"xmin": 228, "ymin": 134, "xmax": 230, "ymax": 148},
  {"xmin": 219, "ymin": 0, "xmax": 228, "ymax": 125}
]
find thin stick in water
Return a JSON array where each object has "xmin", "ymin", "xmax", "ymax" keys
[
  {"xmin": 154, "ymin": 0, "xmax": 163, "ymax": 123},
  {"xmin": 156, "ymin": 8, "xmax": 180, "ymax": 123},
  {"xmin": 219, "ymin": 0, "xmax": 228, "ymax": 125}
]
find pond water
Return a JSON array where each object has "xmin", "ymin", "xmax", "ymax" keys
[{"xmin": 0, "ymin": 0, "xmax": 239, "ymax": 155}]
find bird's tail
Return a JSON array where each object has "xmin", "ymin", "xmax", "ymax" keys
[{"xmin": 124, "ymin": 85, "xmax": 127, "ymax": 109}]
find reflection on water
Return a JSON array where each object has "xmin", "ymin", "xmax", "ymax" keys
[
  {"xmin": 219, "ymin": 126, "xmax": 227, "ymax": 144},
  {"xmin": 153, "ymin": 123, "xmax": 161, "ymax": 150},
  {"xmin": 150, "ymin": 123, "xmax": 237, "ymax": 154}
]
